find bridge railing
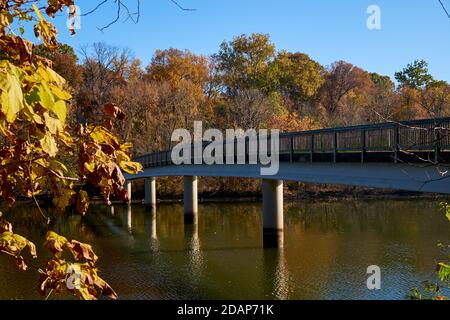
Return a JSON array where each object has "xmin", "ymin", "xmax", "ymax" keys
[{"xmin": 134, "ymin": 117, "xmax": 450, "ymax": 168}]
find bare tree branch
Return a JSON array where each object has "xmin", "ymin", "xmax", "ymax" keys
[
  {"xmin": 170, "ymin": 0, "xmax": 196, "ymax": 11},
  {"xmin": 84, "ymin": 0, "xmax": 194, "ymax": 32},
  {"xmin": 438, "ymin": 0, "xmax": 450, "ymax": 19},
  {"xmin": 81, "ymin": 0, "xmax": 109, "ymax": 17}
]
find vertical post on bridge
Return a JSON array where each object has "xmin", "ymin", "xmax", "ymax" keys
[
  {"xmin": 262, "ymin": 179, "xmax": 284, "ymax": 248},
  {"xmin": 333, "ymin": 131, "xmax": 338, "ymax": 163},
  {"xmin": 125, "ymin": 180, "xmax": 132, "ymax": 204},
  {"xmin": 434, "ymin": 126, "xmax": 441, "ymax": 164},
  {"xmin": 361, "ymin": 129, "xmax": 366, "ymax": 163},
  {"xmin": 184, "ymin": 176, "xmax": 198, "ymax": 225},
  {"xmin": 145, "ymin": 177, "xmax": 157, "ymax": 212},
  {"xmin": 394, "ymin": 125, "xmax": 400, "ymax": 163}
]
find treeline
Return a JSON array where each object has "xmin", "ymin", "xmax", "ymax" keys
[{"xmin": 34, "ymin": 33, "xmax": 450, "ymax": 196}]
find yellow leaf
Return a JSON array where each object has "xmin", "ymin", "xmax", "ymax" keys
[
  {"xmin": 50, "ymin": 85, "xmax": 72, "ymax": 101},
  {"xmin": 44, "ymin": 113, "xmax": 62, "ymax": 134},
  {"xmin": 49, "ymin": 159, "xmax": 68, "ymax": 176},
  {"xmin": 33, "ymin": 81, "xmax": 68, "ymax": 124},
  {"xmin": 36, "ymin": 63, "xmax": 66, "ymax": 86},
  {"xmin": 40, "ymin": 132, "xmax": 58, "ymax": 157},
  {"xmin": 89, "ymin": 126, "xmax": 120, "ymax": 146},
  {"xmin": 52, "ymin": 100, "xmax": 67, "ymax": 124},
  {"xmin": 37, "ymin": 81, "xmax": 55, "ymax": 109},
  {"xmin": 120, "ymin": 161, "xmax": 143, "ymax": 174},
  {"xmin": 84, "ymin": 162, "xmax": 95, "ymax": 173},
  {"xmin": 0, "ymin": 72, "xmax": 23, "ymax": 123},
  {"xmin": 52, "ymin": 188, "xmax": 76, "ymax": 211},
  {"xmin": 116, "ymin": 150, "xmax": 131, "ymax": 163},
  {"xmin": 44, "ymin": 231, "xmax": 69, "ymax": 254}
]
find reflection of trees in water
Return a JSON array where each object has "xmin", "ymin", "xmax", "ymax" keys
[
  {"xmin": 196, "ymin": 203, "xmax": 261, "ymax": 246},
  {"xmin": 285, "ymin": 200, "xmax": 450, "ymax": 276},
  {"xmin": 286, "ymin": 200, "xmax": 449, "ymax": 238}
]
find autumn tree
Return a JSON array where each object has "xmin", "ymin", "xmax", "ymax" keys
[
  {"xmin": 144, "ymin": 49, "xmax": 210, "ymax": 147},
  {"xmin": 364, "ymin": 72, "xmax": 401, "ymax": 122},
  {"xmin": 269, "ymin": 51, "xmax": 324, "ymax": 114},
  {"xmin": 222, "ymin": 89, "xmax": 284, "ymax": 130},
  {"xmin": 394, "ymin": 61, "xmax": 449, "ymax": 119},
  {"xmin": 416, "ymin": 80, "xmax": 450, "ymax": 117},
  {"xmin": 319, "ymin": 61, "xmax": 372, "ymax": 124},
  {"xmin": 77, "ymin": 42, "xmax": 134, "ymax": 123}
]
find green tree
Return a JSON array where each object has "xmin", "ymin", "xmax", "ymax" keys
[
  {"xmin": 33, "ymin": 43, "xmax": 83, "ymax": 89},
  {"xmin": 370, "ymin": 72, "xmax": 395, "ymax": 91},
  {"xmin": 270, "ymin": 51, "xmax": 324, "ymax": 114},
  {"xmin": 34, "ymin": 43, "xmax": 78, "ymax": 62},
  {"xmin": 214, "ymin": 33, "xmax": 276, "ymax": 96},
  {"xmin": 395, "ymin": 59, "xmax": 434, "ymax": 90}
]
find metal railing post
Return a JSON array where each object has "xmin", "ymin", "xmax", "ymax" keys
[
  {"xmin": 333, "ymin": 131, "xmax": 337, "ymax": 163},
  {"xmin": 289, "ymin": 135, "xmax": 294, "ymax": 163},
  {"xmin": 361, "ymin": 129, "xmax": 366, "ymax": 163},
  {"xmin": 435, "ymin": 126, "xmax": 441, "ymax": 164},
  {"xmin": 394, "ymin": 126, "xmax": 399, "ymax": 163}
]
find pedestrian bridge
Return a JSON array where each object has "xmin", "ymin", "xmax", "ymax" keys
[{"xmin": 125, "ymin": 117, "xmax": 450, "ymax": 247}]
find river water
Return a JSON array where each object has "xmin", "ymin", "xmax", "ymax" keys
[{"xmin": 1, "ymin": 199, "xmax": 449, "ymax": 300}]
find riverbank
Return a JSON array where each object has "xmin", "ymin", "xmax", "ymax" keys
[
  {"xmin": 127, "ymin": 188, "xmax": 450, "ymax": 205},
  {"xmin": 7, "ymin": 187, "xmax": 449, "ymax": 208}
]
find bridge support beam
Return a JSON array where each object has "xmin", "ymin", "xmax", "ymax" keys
[
  {"xmin": 184, "ymin": 176, "xmax": 198, "ymax": 224},
  {"xmin": 144, "ymin": 177, "xmax": 157, "ymax": 212},
  {"xmin": 262, "ymin": 179, "xmax": 284, "ymax": 248},
  {"xmin": 125, "ymin": 181, "xmax": 132, "ymax": 204}
]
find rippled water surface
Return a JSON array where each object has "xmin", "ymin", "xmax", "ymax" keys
[{"xmin": 1, "ymin": 199, "xmax": 449, "ymax": 300}]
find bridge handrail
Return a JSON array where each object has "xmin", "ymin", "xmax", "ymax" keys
[{"xmin": 134, "ymin": 117, "xmax": 450, "ymax": 167}]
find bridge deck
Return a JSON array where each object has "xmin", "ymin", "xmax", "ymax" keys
[{"xmin": 135, "ymin": 117, "xmax": 450, "ymax": 168}]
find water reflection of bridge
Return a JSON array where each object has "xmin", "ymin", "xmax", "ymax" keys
[
  {"xmin": 105, "ymin": 201, "xmax": 446, "ymax": 299},
  {"xmin": 116, "ymin": 204, "xmax": 292, "ymax": 299}
]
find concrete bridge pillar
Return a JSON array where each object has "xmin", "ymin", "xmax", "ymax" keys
[
  {"xmin": 184, "ymin": 176, "xmax": 198, "ymax": 224},
  {"xmin": 125, "ymin": 181, "xmax": 132, "ymax": 204},
  {"xmin": 262, "ymin": 179, "xmax": 284, "ymax": 248},
  {"xmin": 144, "ymin": 177, "xmax": 157, "ymax": 212}
]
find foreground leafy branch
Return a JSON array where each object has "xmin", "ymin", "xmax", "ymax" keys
[
  {"xmin": 0, "ymin": 0, "xmax": 142, "ymax": 299},
  {"xmin": 408, "ymin": 203, "xmax": 450, "ymax": 300},
  {"xmin": 39, "ymin": 231, "xmax": 117, "ymax": 300},
  {"xmin": 0, "ymin": 212, "xmax": 37, "ymax": 271}
]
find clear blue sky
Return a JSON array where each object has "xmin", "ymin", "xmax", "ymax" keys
[{"xmin": 50, "ymin": 0, "xmax": 450, "ymax": 82}]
